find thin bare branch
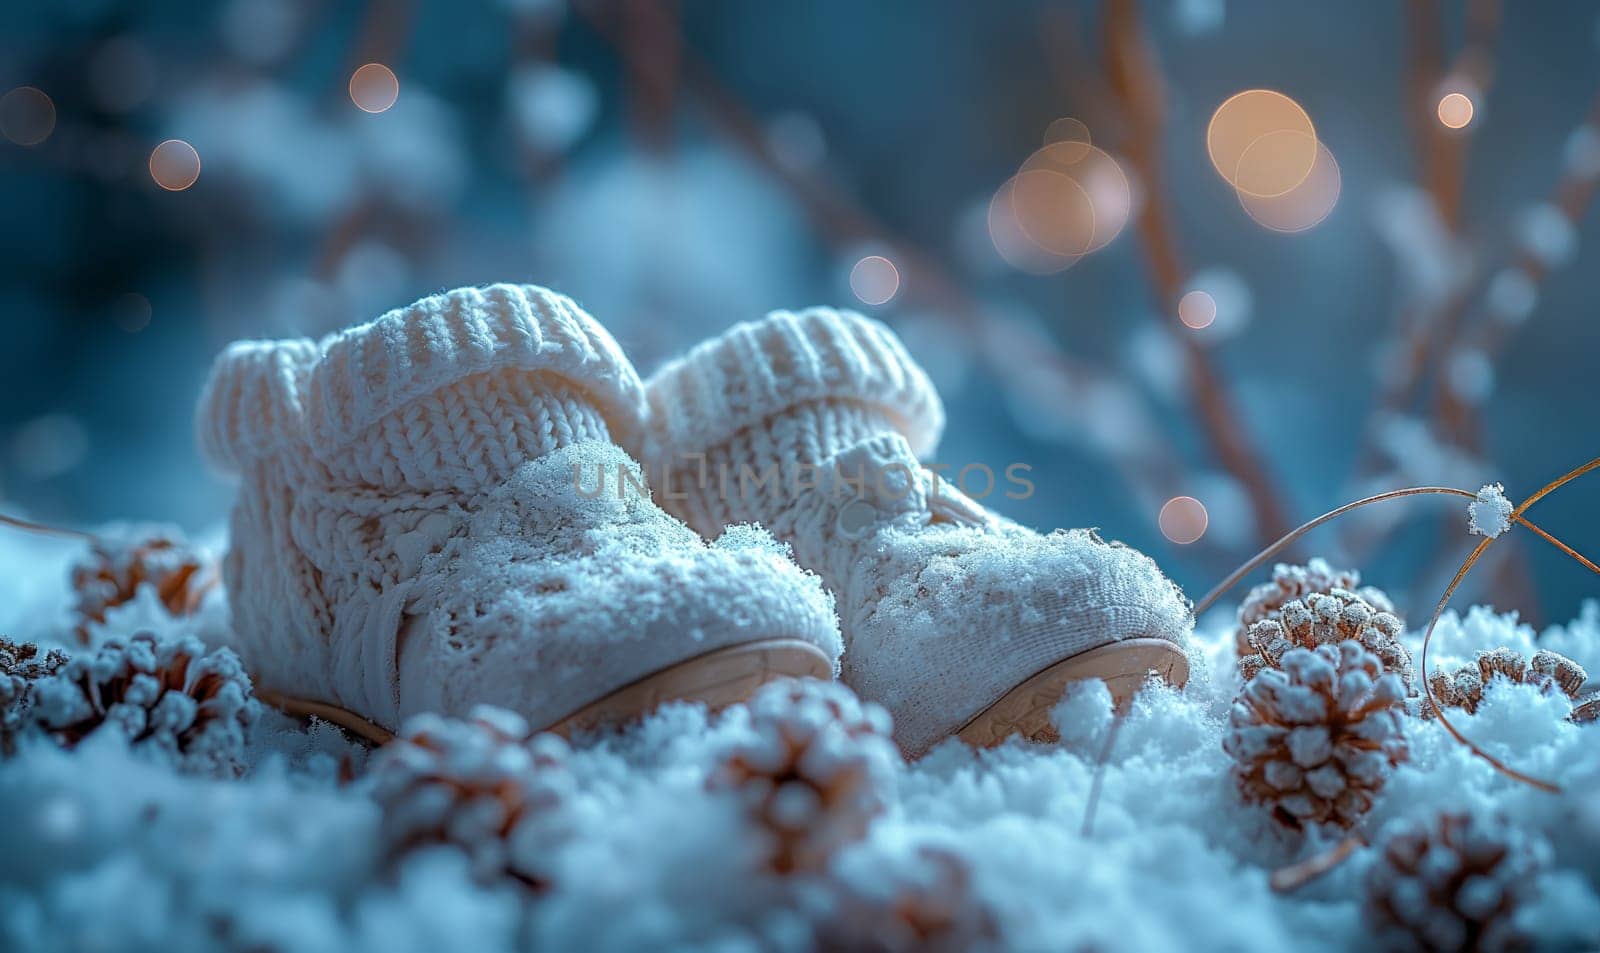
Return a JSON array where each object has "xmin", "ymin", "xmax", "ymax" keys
[{"xmin": 1100, "ymin": 0, "xmax": 1295, "ymax": 545}]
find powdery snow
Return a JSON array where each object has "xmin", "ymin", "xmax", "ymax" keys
[
  {"xmin": 1, "ymin": 529, "xmax": 1598, "ymax": 952},
  {"xmin": 1468, "ymin": 482, "xmax": 1515, "ymax": 539}
]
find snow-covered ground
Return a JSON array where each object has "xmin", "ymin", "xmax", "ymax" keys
[{"xmin": 1, "ymin": 528, "xmax": 1597, "ymax": 952}]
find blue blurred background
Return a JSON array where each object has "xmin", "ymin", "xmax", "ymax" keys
[{"xmin": 2, "ymin": 0, "xmax": 1597, "ymax": 625}]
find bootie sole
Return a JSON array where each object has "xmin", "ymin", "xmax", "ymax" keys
[
  {"xmin": 258, "ymin": 637, "xmax": 835, "ymax": 745},
  {"xmin": 954, "ymin": 637, "xmax": 1189, "ymax": 749}
]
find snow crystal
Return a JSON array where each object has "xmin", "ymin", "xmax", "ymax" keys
[{"xmin": 1467, "ymin": 483, "xmax": 1513, "ymax": 539}]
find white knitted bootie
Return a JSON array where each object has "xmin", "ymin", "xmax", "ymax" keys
[
  {"xmin": 197, "ymin": 285, "xmax": 841, "ymax": 741},
  {"xmin": 642, "ymin": 308, "xmax": 1192, "ymax": 756}
]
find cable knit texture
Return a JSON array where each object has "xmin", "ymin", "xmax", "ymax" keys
[
  {"xmin": 195, "ymin": 285, "xmax": 841, "ymax": 731},
  {"xmin": 642, "ymin": 309, "xmax": 1194, "ymax": 756},
  {"xmin": 643, "ymin": 307, "xmax": 945, "ymax": 472}
]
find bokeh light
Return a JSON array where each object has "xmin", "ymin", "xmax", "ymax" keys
[
  {"xmin": 849, "ymin": 255, "xmax": 900, "ymax": 305},
  {"xmin": 1185, "ymin": 268, "xmax": 1254, "ymax": 339},
  {"xmin": 1017, "ymin": 142, "xmax": 1132, "ymax": 253},
  {"xmin": 149, "ymin": 139, "xmax": 201, "ymax": 191},
  {"xmin": 1207, "ymin": 89, "xmax": 1317, "ymax": 197},
  {"xmin": 1010, "ymin": 168, "xmax": 1096, "ymax": 257},
  {"xmin": 1178, "ymin": 290, "xmax": 1217, "ymax": 329},
  {"xmin": 1, "ymin": 86, "xmax": 56, "ymax": 146},
  {"xmin": 1238, "ymin": 137, "xmax": 1340, "ymax": 232},
  {"xmin": 349, "ymin": 63, "xmax": 400, "ymax": 113},
  {"xmin": 987, "ymin": 176, "xmax": 1075, "ymax": 275},
  {"xmin": 1437, "ymin": 92, "xmax": 1474, "ymax": 130},
  {"xmin": 1159, "ymin": 496, "xmax": 1209, "ymax": 544},
  {"xmin": 1043, "ymin": 116, "xmax": 1092, "ymax": 161}
]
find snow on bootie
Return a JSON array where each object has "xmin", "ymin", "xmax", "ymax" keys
[
  {"xmin": 641, "ymin": 307, "xmax": 1192, "ymax": 756},
  {"xmin": 196, "ymin": 285, "xmax": 841, "ymax": 741}
]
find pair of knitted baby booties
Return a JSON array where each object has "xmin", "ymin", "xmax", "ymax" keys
[{"xmin": 198, "ymin": 285, "xmax": 1191, "ymax": 756}]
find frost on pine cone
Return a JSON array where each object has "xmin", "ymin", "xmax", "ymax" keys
[
  {"xmin": 0, "ymin": 636, "xmax": 68, "ymax": 754},
  {"xmin": 1425, "ymin": 647, "xmax": 1593, "ymax": 724},
  {"xmin": 70, "ymin": 524, "xmax": 215, "ymax": 644},
  {"xmin": 1365, "ymin": 812, "xmax": 1544, "ymax": 953},
  {"xmin": 713, "ymin": 678, "xmax": 900, "ymax": 874},
  {"xmin": 809, "ymin": 846, "xmax": 1001, "ymax": 953},
  {"xmin": 368, "ymin": 706, "xmax": 573, "ymax": 890},
  {"xmin": 1240, "ymin": 589, "xmax": 1414, "ymax": 694},
  {"xmin": 1225, "ymin": 641, "xmax": 1409, "ymax": 832},
  {"xmin": 1237, "ymin": 559, "xmax": 1400, "ymax": 656},
  {"xmin": 28, "ymin": 631, "xmax": 259, "ymax": 776}
]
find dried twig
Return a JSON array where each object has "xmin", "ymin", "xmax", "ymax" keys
[
  {"xmin": 574, "ymin": 1, "xmax": 1196, "ymax": 520},
  {"xmin": 1101, "ymin": 0, "xmax": 1294, "ymax": 545},
  {"xmin": 0, "ymin": 512, "xmax": 99, "ymax": 543},
  {"xmin": 1419, "ymin": 456, "xmax": 1600, "ymax": 795},
  {"xmin": 1409, "ymin": 0, "xmax": 1501, "ymax": 231},
  {"xmin": 1437, "ymin": 88, "xmax": 1600, "ymax": 444},
  {"xmin": 1195, "ymin": 485, "xmax": 1595, "ymax": 617},
  {"xmin": 311, "ymin": 0, "xmax": 422, "ymax": 282},
  {"xmin": 1081, "ymin": 704, "xmax": 1127, "ymax": 838},
  {"xmin": 1343, "ymin": 0, "xmax": 1502, "ymax": 525},
  {"xmin": 1270, "ymin": 832, "xmax": 1366, "ymax": 893}
]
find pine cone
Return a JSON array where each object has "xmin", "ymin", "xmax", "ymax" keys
[
  {"xmin": 713, "ymin": 679, "xmax": 899, "ymax": 874},
  {"xmin": 368, "ymin": 706, "xmax": 572, "ymax": 890},
  {"xmin": 28, "ymin": 631, "xmax": 259, "ymax": 775},
  {"xmin": 1571, "ymin": 692, "xmax": 1599, "ymax": 725},
  {"xmin": 70, "ymin": 525, "xmax": 216, "ymax": 644},
  {"xmin": 1365, "ymin": 812, "xmax": 1543, "ymax": 952},
  {"xmin": 810, "ymin": 846, "xmax": 1001, "ymax": 953},
  {"xmin": 0, "ymin": 637, "xmax": 68, "ymax": 754},
  {"xmin": 1241, "ymin": 589, "xmax": 1414, "ymax": 692},
  {"xmin": 1225, "ymin": 641, "xmax": 1409, "ymax": 832},
  {"xmin": 1237, "ymin": 558, "xmax": 1399, "ymax": 656},
  {"xmin": 1424, "ymin": 648, "xmax": 1590, "ymax": 723}
]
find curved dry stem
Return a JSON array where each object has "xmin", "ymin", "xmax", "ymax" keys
[
  {"xmin": 1270, "ymin": 832, "xmax": 1366, "ymax": 893},
  {"xmin": 1419, "ymin": 456, "xmax": 1600, "ymax": 796},
  {"xmin": 0, "ymin": 512, "xmax": 99, "ymax": 543},
  {"xmin": 1081, "ymin": 703, "xmax": 1128, "ymax": 838},
  {"xmin": 1196, "ymin": 487, "xmax": 1474, "ymax": 616},
  {"xmin": 1417, "ymin": 536, "xmax": 1560, "ymax": 793},
  {"xmin": 1518, "ymin": 519, "xmax": 1600, "ymax": 578},
  {"xmin": 1198, "ymin": 469, "xmax": 1600, "ymax": 793},
  {"xmin": 1196, "ymin": 486, "xmax": 1597, "ymax": 617}
]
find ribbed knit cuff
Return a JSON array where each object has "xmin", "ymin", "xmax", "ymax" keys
[
  {"xmin": 196, "ymin": 338, "xmax": 320, "ymax": 473},
  {"xmin": 643, "ymin": 307, "xmax": 945, "ymax": 466},
  {"xmin": 303, "ymin": 284, "xmax": 647, "ymax": 458}
]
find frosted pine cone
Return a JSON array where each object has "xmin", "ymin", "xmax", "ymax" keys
[
  {"xmin": 1365, "ymin": 812, "xmax": 1544, "ymax": 952},
  {"xmin": 28, "ymin": 631, "xmax": 259, "ymax": 776},
  {"xmin": 1225, "ymin": 641, "xmax": 1409, "ymax": 832},
  {"xmin": 1424, "ymin": 648, "xmax": 1590, "ymax": 723},
  {"xmin": 369, "ymin": 706, "xmax": 572, "ymax": 890},
  {"xmin": 1240, "ymin": 589, "xmax": 1414, "ymax": 692},
  {"xmin": 1572, "ymin": 692, "xmax": 1600, "ymax": 725},
  {"xmin": 810, "ymin": 846, "xmax": 1001, "ymax": 953},
  {"xmin": 1237, "ymin": 558, "xmax": 1399, "ymax": 656},
  {"xmin": 714, "ymin": 679, "xmax": 899, "ymax": 874},
  {"xmin": 70, "ymin": 525, "xmax": 215, "ymax": 644},
  {"xmin": 0, "ymin": 637, "xmax": 68, "ymax": 754}
]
